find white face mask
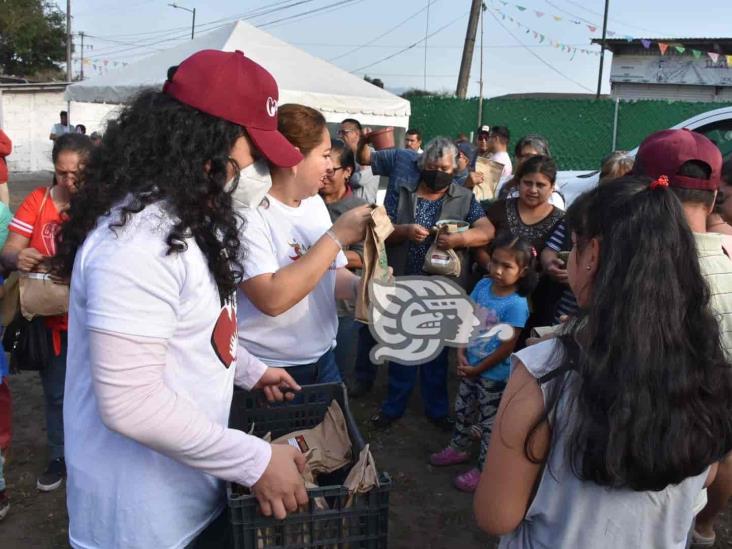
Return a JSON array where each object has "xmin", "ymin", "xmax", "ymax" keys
[{"xmin": 227, "ymin": 158, "xmax": 272, "ymax": 209}]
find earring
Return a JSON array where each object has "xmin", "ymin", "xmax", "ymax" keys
[{"xmin": 585, "ymin": 265, "xmax": 592, "ymax": 271}]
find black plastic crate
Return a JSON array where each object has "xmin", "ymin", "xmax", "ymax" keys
[{"xmin": 228, "ymin": 383, "xmax": 390, "ymax": 549}]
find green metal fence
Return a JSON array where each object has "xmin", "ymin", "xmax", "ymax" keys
[{"xmin": 408, "ymin": 96, "xmax": 732, "ymax": 170}]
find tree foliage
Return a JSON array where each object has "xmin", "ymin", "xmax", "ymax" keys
[{"xmin": 0, "ymin": 0, "xmax": 67, "ymax": 79}]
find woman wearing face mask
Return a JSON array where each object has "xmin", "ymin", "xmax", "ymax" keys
[
  {"xmin": 370, "ymin": 136, "xmax": 495, "ymax": 430},
  {"xmin": 236, "ymin": 104, "xmax": 371, "ymax": 387}
]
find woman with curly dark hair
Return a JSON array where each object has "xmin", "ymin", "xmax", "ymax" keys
[
  {"xmin": 53, "ymin": 50, "xmax": 312, "ymax": 548},
  {"xmin": 475, "ymin": 176, "xmax": 732, "ymax": 548}
]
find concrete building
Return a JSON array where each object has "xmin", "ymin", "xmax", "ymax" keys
[{"xmin": 596, "ymin": 38, "xmax": 732, "ymax": 102}]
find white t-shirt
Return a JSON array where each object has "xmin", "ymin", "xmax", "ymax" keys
[
  {"xmin": 65, "ymin": 202, "xmax": 265, "ymax": 549},
  {"xmin": 51, "ymin": 123, "xmax": 72, "ymax": 137},
  {"xmin": 489, "ymin": 151, "xmax": 513, "ymax": 179},
  {"xmin": 237, "ymin": 194, "xmax": 347, "ymax": 366}
]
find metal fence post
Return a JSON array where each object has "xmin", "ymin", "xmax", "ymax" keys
[{"xmin": 612, "ymin": 97, "xmax": 620, "ymax": 151}]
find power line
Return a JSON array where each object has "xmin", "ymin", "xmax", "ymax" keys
[
  {"xmin": 328, "ymin": 0, "xmax": 440, "ymax": 62},
  {"xmin": 487, "ymin": 8, "xmax": 594, "ymax": 93},
  {"xmin": 559, "ymin": 0, "xmax": 656, "ymax": 33},
  {"xmin": 258, "ymin": 0, "xmax": 364, "ymax": 28},
  {"xmin": 350, "ymin": 10, "xmax": 470, "ymax": 73}
]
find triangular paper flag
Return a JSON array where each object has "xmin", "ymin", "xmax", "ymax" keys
[
  {"xmin": 708, "ymin": 52, "xmax": 720, "ymax": 63},
  {"xmin": 533, "ymin": 31, "xmax": 538, "ymax": 38},
  {"xmin": 570, "ymin": 48, "xmax": 577, "ymax": 60},
  {"xmin": 587, "ymin": 25, "xmax": 597, "ymax": 32},
  {"xmin": 726, "ymin": 55, "xmax": 732, "ymax": 67},
  {"xmin": 607, "ymin": 31, "xmax": 615, "ymax": 37},
  {"xmin": 641, "ymin": 39, "xmax": 651, "ymax": 49},
  {"xmin": 499, "ymin": 0, "xmax": 508, "ymax": 5},
  {"xmin": 539, "ymin": 34, "xmax": 545, "ymax": 43},
  {"xmin": 553, "ymin": 15, "xmax": 562, "ymax": 21},
  {"xmin": 692, "ymin": 49, "xmax": 702, "ymax": 59},
  {"xmin": 572, "ymin": 20, "xmax": 581, "ymax": 24},
  {"xmin": 525, "ymin": 28, "xmax": 530, "ymax": 33},
  {"xmin": 535, "ymin": 10, "xmax": 544, "ymax": 17},
  {"xmin": 658, "ymin": 42, "xmax": 669, "ymax": 55},
  {"xmin": 624, "ymin": 35, "xmax": 634, "ymax": 42},
  {"xmin": 674, "ymin": 45, "xmax": 685, "ymax": 54},
  {"xmin": 516, "ymin": 5, "xmax": 527, "ymax": 11}
]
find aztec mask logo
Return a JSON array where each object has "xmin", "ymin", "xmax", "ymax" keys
[{"xmin": 368, "ymin": 276, "xmax": 490, "ymax": 366}]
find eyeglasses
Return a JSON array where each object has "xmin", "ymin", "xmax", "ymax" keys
[
  {"xmin": 337, "ymin": 129, "xmax": 357, "ymax": 137},
  {"xmin": 326, "ymin": 166, "xmax": 345, "ymax": 176}
]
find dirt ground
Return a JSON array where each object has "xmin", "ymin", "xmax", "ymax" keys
[{"xmin": 2, "ymin": 174, "xmax": 732, "ymax": 549}]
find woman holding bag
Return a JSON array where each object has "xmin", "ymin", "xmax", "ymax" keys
[{"xmin": 0, "ymin": 132, "xmax": 92, "ymax": 492}]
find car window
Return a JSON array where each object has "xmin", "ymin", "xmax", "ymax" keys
[{"xmin": 695, "ymin": 120, "xmax": 732, "ymax": 161}]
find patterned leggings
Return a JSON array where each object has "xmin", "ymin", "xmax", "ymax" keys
[{"xmin": 449, "ymin": 377, "xmax": 506, "ymax": 469}]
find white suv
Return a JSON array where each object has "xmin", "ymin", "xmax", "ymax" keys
[{"xmin": 557, "ymin": 106, "xmax": 732, "ymax": 206}]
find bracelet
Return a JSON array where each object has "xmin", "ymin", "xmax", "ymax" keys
[{"xmin": 325, "ymin": 228, "xmax": 344, "ymax": 249}]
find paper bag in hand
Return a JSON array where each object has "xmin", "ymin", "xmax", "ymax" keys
[
  {"xmin": 473, "ymin": 157, "xmax": 504, "ymax": 202},
  {"xmin": 355, "ymin": 205, "xmax": 394, "ymax": 323}
]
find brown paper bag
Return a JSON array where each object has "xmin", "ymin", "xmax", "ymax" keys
[
  {"xmin": 19, "ymin": 272, "xmax": 69, "ymax": 320},
  {"xmin": 473, "ymin": 157, "xmax": 505, "ymax": 201},
  {"xmin": 272, "ymin": 399, "xmax": 353, "ymax": 482},
  {"xmin": 343, "ymin": 444, "xmax": 379, "ymax": 506},
  {"xmin": 355, "ymin": 205, "xmax": 394, "ymax": 323}
]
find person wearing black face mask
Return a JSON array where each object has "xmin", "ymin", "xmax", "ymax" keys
[{"xmin": 363, "ymin": 136, "xmax": 496, "ymax": 431}]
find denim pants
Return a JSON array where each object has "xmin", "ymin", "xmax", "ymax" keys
[
  {"xmin": 334, "ymin": 316, "xmax": 359, "ymax": 379},
  {"xmin": 354, "ymin": 323, "xmax": 378, "ymax": 387},
  {"xmin": 380, "ymin": 347, "xmax": 450, "ymax": 420},
  {"xmin": 39, "ymin": 331, "xmax": 67, "ymax": 461},
  {"xmin": 286, "ymin": 348, "xmax": 342, "ymax": 387}
]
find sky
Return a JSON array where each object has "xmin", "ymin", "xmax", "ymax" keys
[{"xmin": 65, "ymin": 0, "xmax": 732, "ymax": 98}]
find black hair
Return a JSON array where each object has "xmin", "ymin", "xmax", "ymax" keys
[
  {"xmin": 76, "ymin": 124, "xmax": 86, "ymax": 134},
  {"xmin": 340, "ymin": 118, "xmax": 362, "ymax": 131},
  {"xmin": 514, "ymin": 134, "xmax": 551, "ymax": 158},
  {"xmin": 52, "ymin": 132, "xmax": 93, "ymax": 164},
  {"xmin": 330, "ymin": 138, "xmax": 355, "ymax": 174},
  {"xmin": 488, "ymin": 231, "xmax": 539, "ymax": 297},
  {"xmin": 668, "ymin": 160, "xmax": 716, "ymax": 208},
  {"xmin": 525, "ymin": 175, "xmax": 732, "ymax": 491},
  {"xmin": 60, "ymin": 110, "xmax": 68, "ymax": 117},
  {"xmin": 51, "ymin": 90, "xmax": 246, "ymax": 303},
  {"xmin": 406, "ymin": 128, "xmax": 422, "ymax": 139},
  {"xmin": 723, "ymin": 157, "xmax": 732, "ymax": 185},
  {"xmin": 515, "ymin": 154, "xmax": 557, "ymax": 184},
  {"xmin": 488, "ymin": 125, "xmax": 510, "ymax": 145}
]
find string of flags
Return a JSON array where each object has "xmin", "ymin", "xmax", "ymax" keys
[
  {"xmin": 77, "ymin": 58, "xmax": 130, "ymax": 76},
  {"xmin": 491, "ymin": 0, "xmax": 732, "ymax": 66},
  {"xmin": 491, "ymin": 6, "xmax": 601, "ymax": 59}
]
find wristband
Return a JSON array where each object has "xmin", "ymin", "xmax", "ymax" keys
[{"xmin": 326, "ymin": 228, "xmax": 344, "ymax": 249}]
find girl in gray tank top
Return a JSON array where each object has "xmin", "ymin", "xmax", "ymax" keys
[{"xmin": 475, "ymin": 177, "xmax": 732, "ymax": 548}]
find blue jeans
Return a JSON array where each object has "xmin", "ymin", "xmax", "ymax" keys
[
  {"xmin": 334, "ymin": 316, "xmax": 359, "ymax": 379},
  {"xmin": 286, "ymin": 348, "xmax": 342, "ymax": 387},
  {"xmin": 354, "ymin": 323, "xmax": 378, "ymax": 387},
  {"xmin": 39, "ymin": 331, "xmax": 67, "ymax": 461},
  {"xmin": 380, "ymin": 347, "xmax": 450, "ymax": 420}
]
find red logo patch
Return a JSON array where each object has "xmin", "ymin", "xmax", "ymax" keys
[{"xmin": 211, "ymin": 302, "xmax": 237, "ymax": 368}]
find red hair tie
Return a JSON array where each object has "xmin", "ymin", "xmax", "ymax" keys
[
  {"xmin": 530, "ymin": 246, "xmax": 538, "ymax": 258},
  {"xmin": 650, "ymin": 175, "xmax": 669, "ymax": 190}
]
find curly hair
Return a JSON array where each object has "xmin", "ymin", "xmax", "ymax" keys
[
  {"xmin": 525, "ymin": 176, "xmax": 732, "ymax": 491},
  {"xmin": 51, "ymin": 89, "xmax": 246, "ymax": 301}
]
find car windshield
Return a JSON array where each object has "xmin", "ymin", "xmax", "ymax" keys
[{"xmin": 695, "ymin": 119, "xmax": 732, "ymax": 161}]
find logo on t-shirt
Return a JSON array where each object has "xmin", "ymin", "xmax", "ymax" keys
[
  {"xmin": 41, "ymin": 221, "xmax": 60, "ymax": 256},
  {"xmin": 211, "ymin": 300, "xmax": 237, "ymax": 368},
  {"xmin": 288, "ymin": 239, "xmax": 310, "ymax": 261}
]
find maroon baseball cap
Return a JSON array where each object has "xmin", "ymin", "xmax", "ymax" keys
[
  {"xmin": 163, "ymin": 49, "xmax": 303, "ymax": 168},
  {"xmin": 632, "ymin": 128, "xmax": 722, "ymax": 190}
]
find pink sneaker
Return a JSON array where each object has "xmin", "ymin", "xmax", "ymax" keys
[
  {"xmin": 430, "ymin": 446, "xmax": 470, "ymax": 467},
  {"xmin": 454, "ymin": 468, "xmax": 481, "ymax": 492}
]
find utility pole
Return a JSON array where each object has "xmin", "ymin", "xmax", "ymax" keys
[
  {"xmin": 169, "ymin": 3, "xmax": 196, "ymax": 40},
  {"xmin": 477, "ymin": 2, "xmax": 486, "ymax": 127},
  {"xmin": 66, "ymin": 0, "xmax": 72, "ymax": 81},
  {"xmin": 423, "ymin": 0, "xmax": 430, "ymax": 90},
  {"xmin": 595, "ymin": 0, "xmax": 610, "ymax": 99},
  {"xmin": 80, "ymin": 31, "xmax": 85, "ymax": 80},
  {"xmin": 456, "ymin": 0, "xmax": 483, "ymax": 98}
]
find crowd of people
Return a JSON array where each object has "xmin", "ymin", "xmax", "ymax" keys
[{"xmin": 0, "ymin": 47, "xmax": 730, "ymax": 549}]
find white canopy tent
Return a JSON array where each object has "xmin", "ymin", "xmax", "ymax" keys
[{"xmin": 65, "ymin": 20, "xmax": 410, "ymax": 128}]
